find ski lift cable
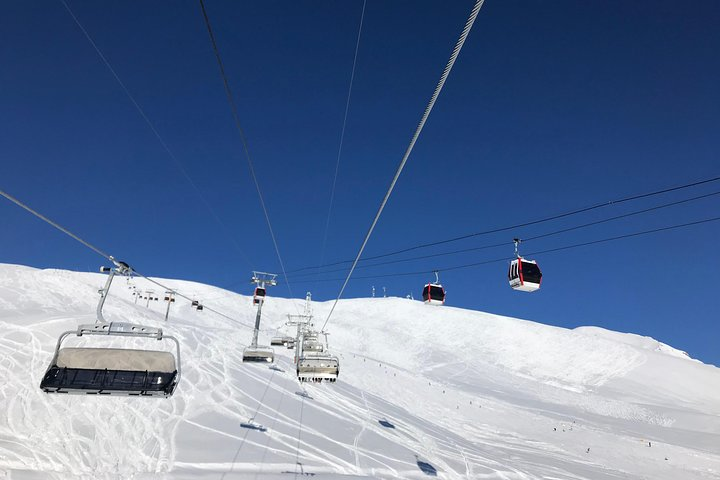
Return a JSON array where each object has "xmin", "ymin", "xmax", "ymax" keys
[
  {"xmin": 311, "ymin": 0, "xmax": 367, "ymax": 294},
  {"xmin": 257, "ymin": 377, "xmax": 288, "ymax": 468},
  {"xmin": 284, "ymin": 174, "xmax": 720, "ymax": 275},
  {"xmin": 198, "ymin": 0, "xmax": 300, "ymax": 314},
  {"xmin": 0, "ymin": 189, "xmax": 112, "ymax": 260},
  {"xmin": 224, "ymin": 368, "xmax": 278, "ymax": 472},
  {"xmin": 284, "ymin": 189, "xmax": 720, "ymax": 280},
  {"xmin": 58, "ymin": 0, "xmax": 255, "ymax": 270},
  {"xmin": 294, "ymin": 215, "xmax": 720, "ymax": 283},
  {"xmin": 320, "ymin": 0, "xmax": 487, "ymax": 332},
  {"xmin": 293, "ymin": 393, "xmax": 307, "ymax": 475},
  {"xmin": 0, "ymin": 187, "xmax": 246, "ymax": 328}
]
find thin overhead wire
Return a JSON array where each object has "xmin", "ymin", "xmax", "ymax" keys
[
  {"xmin": 220, "ymin": 368, "xmax": 277, "ymax": 480},
  {"xmin": 293, "ymin": 215, "xmax": 720, "ymax": 283},
  {"xmin": 0, "ymin": 189, "xmax": 112, "ymax": 261},
  {"xmin": 199, "ymin": 0, "xmax": 298, "ymax": 307},
  {"xmin": 285, "ymin": 189, "xmax": 720, "ymax": 280},
  {"xmin": 0, "ymin": 188, "xmax": 245, "ymax": 328},
  {"xmin": 321, "ymin": 0, "xmax": 487, "ymax": 332},
  {"xmin": 59, "ymin": 0, "xmax": 254, "ymax": 269},
  {"xmin": 286, "ymin": 174, "xmax": 720, "ymax": 275},
  {"xmin": 312, "ymin": 0, "xmax": 367, "ymax": 293}
]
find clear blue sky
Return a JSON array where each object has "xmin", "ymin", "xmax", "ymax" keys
[{"xmin": 1, "ymin": 1, "xmax": 719, "ymax": 365}]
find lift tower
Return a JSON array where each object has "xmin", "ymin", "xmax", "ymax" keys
[{"xmin": 243, "ymin": 271, "xmax": 277, "ymax": 363}]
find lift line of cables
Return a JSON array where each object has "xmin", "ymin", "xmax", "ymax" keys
[
  {"xmin": 311, "ymin": 0, "xmax": 367, "ymax": 293},
  {"xmin": 291, "ymin": 214, "xmax": 720, "ymax": 284},
  {"xmin": 0, "ymin": 188, "xmax": 247, "ymax": 329},
  {"xmin": 59, "ymin": 0, "xmax": 255, "ymax": 271},
  {"xmin": 285, "ymin": 188, "xmax": 720, "ymax": 280},
  {"xmin": 199, "ymin": 0, "xmax": 298, "ymax": 311},
  {"xmin": 320, "ymin": 0, "xmax": 487, "ymax": 332},
  {"xmin": 286, "ymin": 174, "xmax": 720, "ymax": 276}
]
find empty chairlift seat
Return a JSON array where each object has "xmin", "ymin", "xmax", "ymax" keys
[
  {"xmin": 302, "ymin": 337, "xmax": 324, "ymax": 353},
  {"xmin": 297, "ymin": 354, "xmax": 339, "ymax": 383},
  {"xmin": 40, "ymin": 322, "xmax": 181, "ymax": 397},
  {"xmin": 242, "ymin": 345, "xmax": 274, "ymax": 363},
  {"xmin": 270, "ymin": 335, "xmax": 295, "ymax": 347}
]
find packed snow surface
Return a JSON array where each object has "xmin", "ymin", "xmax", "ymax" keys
[{"xmin": 0, "ymin": 263, "xmax": 718, "ymax": 479}]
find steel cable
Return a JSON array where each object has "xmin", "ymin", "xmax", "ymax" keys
[
  {"xmin": 312, "ymin": 0, "xmax": 367, "ymax": 294},
  {"xmin": 322, "ymin": 0, "xmax": 484, "ymax": 331},
  {"xmin": 284, "ymin": 189, "xmax": 720, "ymax": 280},
  {"xmin": 199, "ymin": 0, "xmax": 299, "ymax": 312},
  {"xmin": 59, "ymin": 0, "xmax": 254, "ymax": 269},
  {"xmin": 293, "ymin": 215, "xmax": 720, "ymax": 283},
  {"xmin": 286, "ymin": 174, "xmax": 720, "ymax": 275}
]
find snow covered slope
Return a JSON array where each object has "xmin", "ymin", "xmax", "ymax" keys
[{"xmin": 0, "ymin": 263, "xmax": 718, "ymax": 479}]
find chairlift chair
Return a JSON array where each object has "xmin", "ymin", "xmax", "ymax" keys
[
  {"xmin": 243, "ymin": 271, "xmax": 277, "ymax": 363},
  {"xmin": 297, "ymin": 353, "xmax": 339, "ymax": 383},
  {"xmin": 422, "ymin": 271, "xmax": 445, "ymax": 305},
  {"xmin": 271, "ymin": 335, "xmax": 294, "ymax": 347},
  {"xmin": 40, "ymin": 322, "xmax": 181, "ymax": 397},
  {"xmin": 302, "ymin": 338, "xmax": 324, "ymax": 353},
  {"xmin": 508, "ymin": 238, "xmax": 542, "ymax": 292},
  {"xmin": 242, "ymin": 345, "xmax": 274, "ymax": 363}
]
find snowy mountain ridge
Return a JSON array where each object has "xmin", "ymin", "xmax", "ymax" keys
[
  {"xmin": 0, "ymin": 263, "xmax": 718, "ymax": 479},
  {"xmin": 573, "ymin": 325, "xmax": 694, "ymax": 361}
]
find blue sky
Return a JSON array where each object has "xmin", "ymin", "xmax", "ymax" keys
[{"xmin": 1, "ymin": 1, "xmax": 719, "ymax": 365}]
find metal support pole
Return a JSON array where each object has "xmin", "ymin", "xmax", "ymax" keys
[
  {"xmin": 304, "ymin": 292, "xmax": 312, "ymax": 317},
  {"xmin": 164, "ymin": 291, "xmax": 175, "ymax": 322},
  {"xmin": 251, "ymin": 299, "xmax": 263, "ymax": 348},
  {"xmin": 248, "ymin": 272, "xmax": 277, "ymax": 349},
  {"xmin": 295, "ymin": 330, "xmax": 303, "ymax": 365},
  {"xmin": 286, "ymin": 314, "xmax": 310, "ymax": 365},
  {"xmin": 96, "ymin": 270, "xmax": 116, "ymax": 324}
]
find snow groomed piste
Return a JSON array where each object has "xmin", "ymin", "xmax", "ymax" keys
[{"xmin": 2, "ymin": 264, "xmax": 719, "ymax": 479}]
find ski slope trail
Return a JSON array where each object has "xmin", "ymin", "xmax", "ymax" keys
[{"xmin": 0, "ymin": 264, "xmax": 719, "ymax": 479}]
